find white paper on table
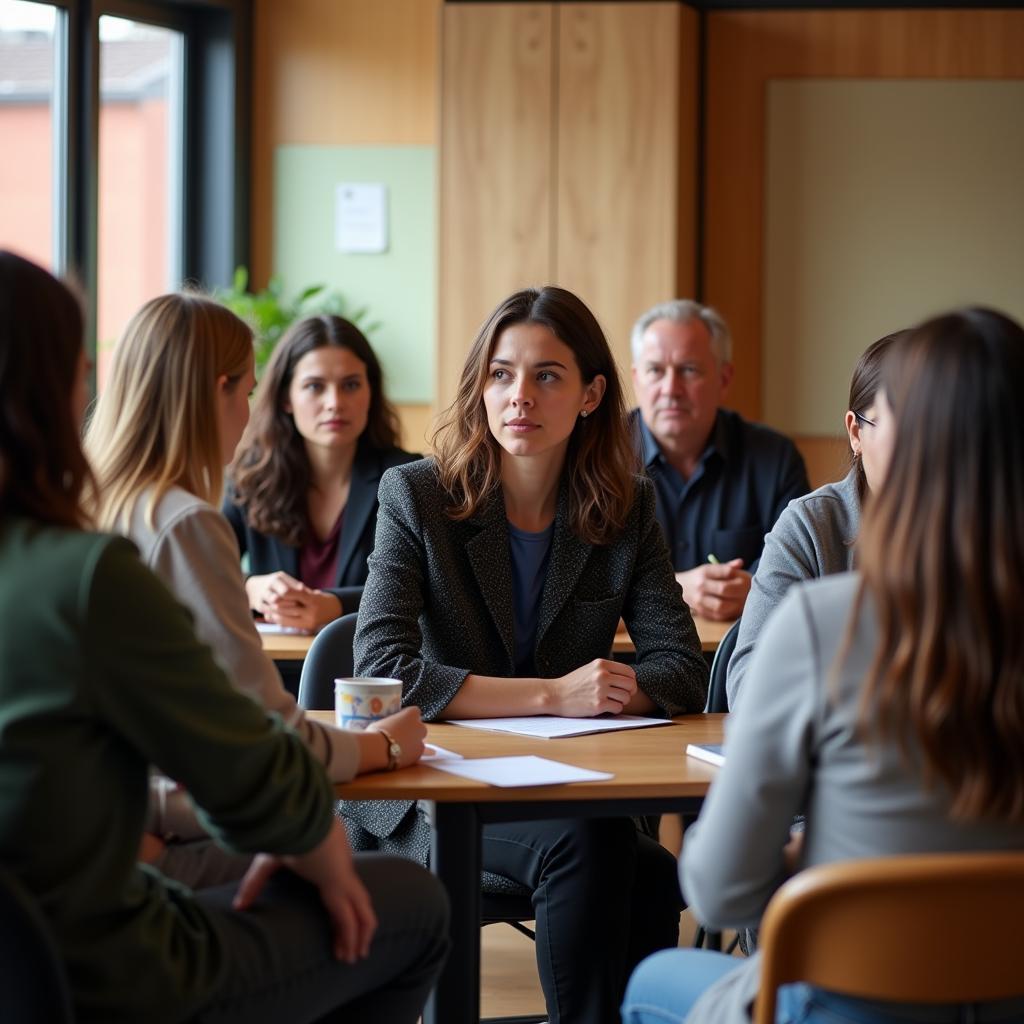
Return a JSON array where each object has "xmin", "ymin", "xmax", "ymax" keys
[
  {"xmin": 254, "ymin": 622, "xmax": 315, "ymax": 636},
  {"xmin": 447, "ymin": 715, "xmax": 672, "ymax": 739},
  {"xmin": 420, "ymin": 745, "xmax": 463, "ymax": 762},
  {"xmin": 429, "ymin": 755, "xmax": 613, "ymax": 787}
]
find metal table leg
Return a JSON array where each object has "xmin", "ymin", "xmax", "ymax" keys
[{"xmin": 424, "ymin": 801, "xmax": 481, "ymax": 1024}]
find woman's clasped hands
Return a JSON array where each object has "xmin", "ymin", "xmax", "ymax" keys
[{"xmin": 246, "ymin": 570, "xmax": 342, "ymax": 631}]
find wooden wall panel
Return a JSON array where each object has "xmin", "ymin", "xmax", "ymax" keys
[
  {"xmin": 438, "ymin": 3, "xmax": 555, "ymax": 410},
  {"xmin": 704, "ymin": 9, "xmax": 1024, "ymax": 423},
  {"xmin": 556, "ymin": 3, "xmax": 683, "ymax": 380},
  {"xmin": 397, "ymin": 403, "xmax": 436, "ymax": 453},
  {"xmin": 675, "ymin": 4, "xmax": 699, "ymax": 311},
  {"xmin": 795, "ymin": 435, "xmax": 850, "ymax": 493},
  {"xmin": 251, "ymin": 0, "xmax": 441, "ymax": 288}
]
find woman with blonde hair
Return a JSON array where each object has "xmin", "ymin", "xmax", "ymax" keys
[
  {"xmin": 87, "ymin": 292, "xmax": 426, "ymax": 886},
  {"xmin": 0, "ymin": 250, "xmax": 448, "ymax": 1024},
  {"xmin": 622, "ymin": 307, "xmax": 1024, "ymax": 1023},
  {"xmin": 349, "ymin": 285, "xmax": 709, "ymax": 1023}
]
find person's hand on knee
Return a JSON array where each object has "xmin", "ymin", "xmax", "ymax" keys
[{"xmin": 232, "ymin": 818, "xmax": 378, "ymax": 963}]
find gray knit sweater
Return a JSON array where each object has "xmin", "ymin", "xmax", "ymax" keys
[{"xmin": 726, "ymin": 468, "xmax": 860, "ymax": 709}]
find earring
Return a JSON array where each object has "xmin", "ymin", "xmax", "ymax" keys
[{"xmin": 580, "ymin": 409, "xmax": 589, "ymax": 418}]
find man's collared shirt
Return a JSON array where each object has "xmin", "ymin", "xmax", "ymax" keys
[{"xmin": 631, "ymin": 408, "xmax": 810, "ymax": 574}]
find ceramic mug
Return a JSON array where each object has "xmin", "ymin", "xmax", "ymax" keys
[{"xmin": 334, "ymin": 677, "xmax": 402, "ymax": 730}]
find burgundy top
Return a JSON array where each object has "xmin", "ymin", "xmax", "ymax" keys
[{"xmin": 299, "ymin": 511, "xmax": 344, "ymax": 591}]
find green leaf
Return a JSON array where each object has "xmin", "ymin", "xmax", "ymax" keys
[{"xmin": 213, "ymin": 266, "xmax": 383, "ymax": 376}]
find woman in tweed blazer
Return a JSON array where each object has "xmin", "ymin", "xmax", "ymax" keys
[{"xmin": 351, "ymin": 286, "xmax": 708, "ymax": 1024}]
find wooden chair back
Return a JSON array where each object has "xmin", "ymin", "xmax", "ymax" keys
[{"xmin": 755, "ymin": 852, "xmax": 1024, "ymax": 1024}]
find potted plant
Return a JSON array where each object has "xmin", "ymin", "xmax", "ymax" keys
[{"xmin": 214, "ymin": 267, "xmax": 381, "ymax": 374}]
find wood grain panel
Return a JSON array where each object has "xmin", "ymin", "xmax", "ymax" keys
[
  {"xmin": 795, "ymin": 434, "xmax": 851, "ymax": 493},
  {"xmin": 395, "ymin": 402, "xmax": 437, "ymax": 454},
  {"xmin": 555, "ymin": 3, "xmax": 682, "ymax": 385},
  {"xmin": 704, "ymin": 9, "xmax": 1024, "ymax": 421},
  {"xmin": 251, "ymin": 0, "xmax": 442, "ymax": 286},
  {"xmin": 438, "ymin": 3, "xmax": 555, "ymax": 411},
  {"xmin": 254, "ymin": 0, "xmax": 439, "ymax": 147},
  {"xmin": 675, "ymin": 4, "xmax": 700, "ymax": 310}
]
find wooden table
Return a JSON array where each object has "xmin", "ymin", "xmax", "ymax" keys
[
  {"xmin": 613, "ymin": 614, "xmax": 734, "ymax": 654},
  {"xmin": 258, "ymin": 629, "xmax": 315, "ymax": 661},
  {"xmin": 313, "ymin": 712, "xmax": 726, "ymax": 1024},
  {"xmin": 263, "ymin": 615, "xmax": 736, "ymax": 661}
]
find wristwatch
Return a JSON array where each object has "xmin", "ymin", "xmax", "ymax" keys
[{"xmin": 376, "ymin": 727, "xmax": 402, "ymax": 771}]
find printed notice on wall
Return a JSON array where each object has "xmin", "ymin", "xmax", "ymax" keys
[{"xmin": 335, "ymin": 182, "xmax": 388, "ymax": 254}]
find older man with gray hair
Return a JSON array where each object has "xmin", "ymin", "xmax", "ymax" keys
[{"xmin": 630, "ymin": 299, "xmax": 809, "ymax": 621}]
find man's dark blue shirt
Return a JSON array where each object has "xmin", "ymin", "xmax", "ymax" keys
[{"xmin": 631, "ymin": 408, "xmax": 810, "ymax": 573}]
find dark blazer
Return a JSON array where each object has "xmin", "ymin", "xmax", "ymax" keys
[
  {"xmin": 347, "ymin": 458, "xmax": 709, "ymax": 844},
  {"xmin": 631, "ymin": 408, "xmax": 810, "ymax": 574},
  {"xmin": 222, "ymin": 443, "xmax": 419, "ymax": 615}
]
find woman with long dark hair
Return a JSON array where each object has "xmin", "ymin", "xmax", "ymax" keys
[
  {"xmin": 350, "ymin": 285, "xmax": 709, "ymax": 1023},
  {"xmin": 622, "ymin": 307, "xmax": 1024, "ymax": 1024},
  {"xmin": 226, "ymin": 315, "xmax": 417, "ymax": 630},
  {"xmin": 0, "ymin": 250, "xmax": 448, "ymax": 1024}
]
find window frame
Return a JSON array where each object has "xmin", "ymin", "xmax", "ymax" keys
[{"xmin": 11, "ymin": 0, "xmax": 250, "ymax": 392}]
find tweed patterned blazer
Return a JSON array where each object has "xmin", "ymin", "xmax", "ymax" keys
[{"xmin": 345, "ymin": 458, "xmax": 709, "ymax": 846}]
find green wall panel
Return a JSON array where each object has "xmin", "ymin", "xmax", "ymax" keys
[{"xmin": 274, "ymin": 145, "xmax": 436, "ymax": 404}]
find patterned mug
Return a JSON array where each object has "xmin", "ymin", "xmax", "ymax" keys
[{"xmin": 334, "ymin": 677, "xmax": 403, "ymax": 730}]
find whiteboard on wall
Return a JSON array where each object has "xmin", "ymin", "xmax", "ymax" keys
[{"xmin": 763, "ymin": 80, "xmax": 1024, "ymax": 436}]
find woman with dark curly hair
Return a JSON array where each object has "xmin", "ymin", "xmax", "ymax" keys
[{"xmin": 225, "ymin": 315, "xmax": 418, "ymax": 631}]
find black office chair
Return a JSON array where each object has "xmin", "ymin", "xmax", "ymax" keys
[
  {"xmin": 297, "ymin": 612, "xmax": 359, "ymax": 710},
  {"xmin": 691, "ymin": 618, "xmax": 742, "ymax": 954},
  {"xmin": 705, "ymin": 617, "xmax": 740, "ymax": 714},
  {"xmin": 479, "ymin": 890, "xmax": 544, "ymax": 1024},
  {"xmin": 0, "ymin": 864, "xmax": 75, "ymax": 1023},
  {"xmin": 297, "ymin": 614, "xmax": 544, "ymax": 1021}
]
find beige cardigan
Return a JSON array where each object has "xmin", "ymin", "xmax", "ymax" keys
[{"xmin": 126, "ymin": 486, "xmax": 359, "ymax": 789}]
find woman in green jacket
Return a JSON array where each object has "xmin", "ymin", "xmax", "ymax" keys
[{"xmin": 0, "ymin": 249, "xmax": 448, "ymax": 1024}]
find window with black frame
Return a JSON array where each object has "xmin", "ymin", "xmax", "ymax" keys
[{"xmin": 0, "ymin": 0, "xmax": 248, "ymax": 394}]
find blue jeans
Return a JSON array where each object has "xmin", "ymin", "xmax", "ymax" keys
[
  {"xmin": 621, "ymin": 949, "xmax": 739, "ymax": 1023},
  {"xmin": 621, "ymin": 949, "xmax": 1024, "ymax": 1024}
]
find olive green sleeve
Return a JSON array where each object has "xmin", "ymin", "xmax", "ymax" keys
[{"xmin": 84, "ymin": 537, "xmax": 332, "ymax": 856}]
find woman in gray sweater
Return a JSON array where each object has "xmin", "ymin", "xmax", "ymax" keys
[
  {"xmin": 725, "ymin": 330, "xmax": 908, "ymax": 708},
  {"xmin": 623, "ymin": 307, "xmax": 1024, "ymax": 1024}
]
